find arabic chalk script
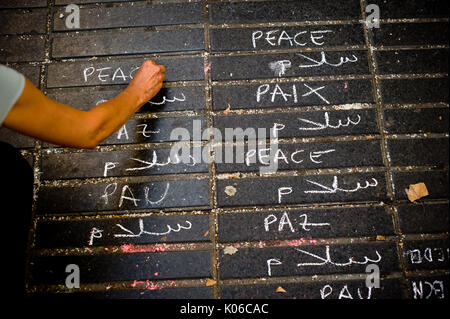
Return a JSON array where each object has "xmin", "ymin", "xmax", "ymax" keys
[{"xmin": 304, "ymin": 175, "xmax": 378, "ymax": 194}]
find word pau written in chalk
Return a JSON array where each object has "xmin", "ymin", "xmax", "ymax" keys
[{"xmin": 320, "ymin": 284, "xmax": 375, "ymax": 299}]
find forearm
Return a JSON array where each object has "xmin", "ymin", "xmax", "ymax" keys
[
  {"xmin": 4, "ymin": 79, "xmax": 94, "ymax": 148},
  {"xmin": 3, "ymin": 60, "xmax": 164, "ymax": 149},
  {"xmin": 4, "ymin": 79, "xmax": 139, "ymax": 149},
  {"xmin": 85, "ymin": 88, "xmax": 142, "ymax": 146}
]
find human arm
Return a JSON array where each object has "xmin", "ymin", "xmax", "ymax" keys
[{"xmin": 2, "ymin": 60, "xmax": 165, "ymax": 149}]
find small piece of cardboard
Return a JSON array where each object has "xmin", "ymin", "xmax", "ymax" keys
[{"xmin": 405, "ymin": 182, "xmax": 429, "ymax": 202}]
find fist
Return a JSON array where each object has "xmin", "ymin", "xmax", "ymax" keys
[{"xmin": 126, "ymin": 60, "xmax": 165, "ymax": 107}]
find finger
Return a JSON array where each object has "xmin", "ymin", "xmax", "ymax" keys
[{"xmin": 159, "ymin": 65, "xmax": 166, "ymax": 73}]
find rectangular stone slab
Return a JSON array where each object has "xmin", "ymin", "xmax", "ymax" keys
[
  {"xmin": 217, "ymin": 172, "xmax": 387, "ymax": 207},
  {"xmin": 212, "ymin": 79, "xmax": 374, "ymax": 110},
  {"xmin": 52, "ymin": 29, "xmax": 205, "ymax": 58},
  {"xmin": 34, "ymin": 214, "xmax": 210, "ymax": 248},
  {"xmin": 41, "ymin": 147, "xmax": 209, "ymax": 179},
  {"xmin": 213, "ymin": 109, "xmax": 379, "ymax": 139},
  {"xmin": 39, "ymin": 287, "xmax": 213, "ymax": 299},
  {"xmin": 403, "ymin": 239, "xmax": 449, "ymax": 271},
  {"xmin": 383, "ymin": 108, "xmax": 449, "ymax": 134},
  {"xmin": 397, "ymin": 203, "xmax": 449, "ymax": 234},
  {"xmin": 99, "ymin": 116, "xmax": 206, "ymax": 145},
  {"xmin": 218, "ymin": 206, "xmax": 394, "ymax": 242},
  {"xmin": 46, "ymin": 57, "xmax": 204, "ymax": 87},
  {"xmin": 37, "ymin": 179, "xmax": 210, "ymax": 214},
  {"xmin": 31, "ymin": 250, "xmax": 211, "ymax": 284},
  {"xmin": 0, "ymin": 36, "xmax": 45, "ymax": 62},
  {"xmin": 209, "ymin": 0, "xmax": 362, "ymax": 24},
  {"xmin": 379, "ymin": 78, "xmax": 449, "ymax": 104},
  {"xmin": 0, "ymin": 8, "xmax": 47, "ymax": 35},
  {"xmin": 375, "ymin": 49, "xmax": 448, "ymax": 75},
  {"xmin": 392, "ymin": 171, "xmax": 448, "ymax": 201},
  {"xmin": 369, "ymin": 0, "xmax": 449, "ymax": 19},
  {"xmin": 408, "ymin": 276, "xmax": 448, "ymax": 300},
  {"xmin": 53, "ymin": 2, "xmax": 203, "ymax": 30},
  {"xmin": 214, "ymin": 140, "xmax": 383, "ymax": 173},
  {"xmin": 210, "ymin": 24, "xmax": 366, "ymax": 51},
  {"xmin": 371, "ymin": 23, "xmax": 449, "ymax": 47},
  {"xmin": 387, "ymin": 138, "xmax": 449, "ymax": 167},
  {"xmin": 211, "ymin": 50, "xmax": 369, "ymax": 80},
  {"xmin": 219, "ymin": 242, "xmax": 398, "ymax": 279}
]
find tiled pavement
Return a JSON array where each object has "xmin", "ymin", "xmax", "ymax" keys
[{"xmin": 0, "ymin": 0, "xmax": 448, "ymax": 299}]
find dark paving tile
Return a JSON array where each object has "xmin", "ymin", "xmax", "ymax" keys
[
  {"xmin": 35, "ymin": 214, "xmax": 210, "ymax": 248},
  {"xmin": 37, "ymin": 179, "xmax": 210, "ymax": 214},
  {"xmin": 408, "ymin": 275, "xmax": 448, "ymax": 299},
  {"xmin": 0, "ymin": 127, "xmax": 35, "ymax": 148},
  {"xmin": 387, "ymin": 138, "xmax": 449, "ymax": 166},
  {"xmin": 370, "ymin": 0, "xmax": 449, "ymax": 19},
  {"xmin": 0, "ymin": 9, "xmax": 47, "ymax": 35},
  {"xmin": 46, "ymin": 57, "xmax": 204, "ymax": 88},
  {"xmin": 371, "ymin": 22, "xmax": 449, "ymax": 47},
  {"xmin": 218, "ymin": 206, "xmax": 393, "ymax": 242},
  {"xmin": 212, "ymin": 79, "xmax": 374, "ymax": 110},
  {"xmin": 215, "ymin": 140, "xmax": 383, "ymax": 173},
  {"xmin": 55, "ymin": 0, "xmax": 132, "ymax": 4},
  {"xmin": 210, "ymin": 24, "xmax": 365, "ymax": 51},
  {"xmin": 211, "ymin": 50, "xmax": 369, "ymax": 80},
  {"xmin": 217, "ymin": 173, "xmax": 387, "ymax": 207},
  {"xmin": 221, "ymin": 279, "xmax": 402, "ymax": 299},
  {"xmin": 46, "ymin": 85, "xmax": 205, "ymax": 112},
  {"xmin": 41, "ymin": 147, "xmax": 208, "ymax": 179},
  {"xmin": 375, "ymin": 49, "xmax": 448, "ymax": 75},
  {"xmin": 219, "ymin": 242, "xmax": 398, "ymax": 279},
  {"xmin": 100, "ymin": 116, "xmax": 206, "ymax": 145},
  {"xmin": 379, "ymin": 78, "xmax": 449, "ymax": 104},
  {"xmin": 0, "ymin": 36, "xmax": 45, "ymax": 62},
  {"xmin": 0, "ymin": 0, "xmax": 47, "ymax": 8},
  {"xmin": 397, "ymin": 203, "xmax": 449, "ymax": 234},
  {"xmin": 209, "ymin": 0, "xmax": 362, "ymax": 24},
  {"xmin": 213, "ymin": 110, "xmax": 379, "ymax": 139},
  {"xmin": 392, "ymin": 170, "xmax": 449, "ymax": 201},
  {"xmin": 31, "ymin": 250, "xmax": 211, "ymax": 284},
  {"xmin": 43, "ymin": 287, "xmax": 213, "ymax": 299},
  {"xmin": 53, "ymin": 2, "xmax": 203, "ymax": 31},
  {"xmin": 13, "ymin": 64, "xmax": 41, "ymax": 87},
  {"xmin": 383, "ymin": 108, "xmax": 449, "ymax": 134},
  {"xmin": 52, "ymin": 29, "xmax": 204, "ymax": 58},
  {"xmin": 403, "ymin": 239, "xmax": 449, "ymax": 271}
]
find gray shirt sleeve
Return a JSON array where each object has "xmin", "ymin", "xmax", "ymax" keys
[{"xmin": 0, "ymin": 64, "xmax": 25, "ymax": 125}]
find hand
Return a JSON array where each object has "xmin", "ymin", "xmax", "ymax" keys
[{"xmin": 125, "ymin": 60, "xmax": 165, "ymax": 108}]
